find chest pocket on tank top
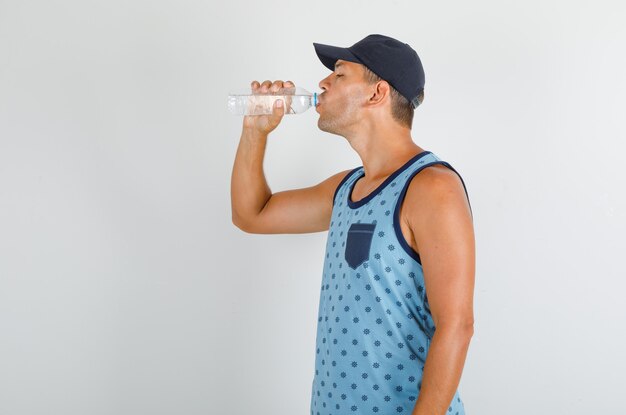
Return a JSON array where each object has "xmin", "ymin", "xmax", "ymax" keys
[{"xmin": 345, "ymin": 222, "xmax": 376, "ymax": 269}]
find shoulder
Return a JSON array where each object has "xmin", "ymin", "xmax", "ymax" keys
[
  {"xmin": 327, "ymin": 167, "xmax": 359, "ymax": 191},
  {"xmin": 316, "ymin": 167, "xmax": 359, "ymax": 204},
  {"xmin": 402, "ymin": 163, "xmax": 471, "ymax": 229},
  {"xmin": 406, "ymin": 163, "xmax": 464, "ymax": 197}
]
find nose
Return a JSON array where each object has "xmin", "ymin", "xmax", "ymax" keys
[{"xmin": 318, "ymin": 75, "xmax": 329, "ymax": 91}]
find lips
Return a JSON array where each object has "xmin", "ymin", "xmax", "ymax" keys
[{"xmin": 316, "ymin": 95, "xmax": 324, "ymax": 107}]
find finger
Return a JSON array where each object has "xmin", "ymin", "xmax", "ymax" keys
[
  {"xmin": 270, "ymin": 80, "xmax": 283, "ymax": 93},
  {"xmin": 251, "ymin": 80, "xmax": 260, "ymax": 88},
  {"xmin": 260, "ymin": 80, "xmax": 272, "ymax": 91}
]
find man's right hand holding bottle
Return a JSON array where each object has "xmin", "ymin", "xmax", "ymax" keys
[{"xmin": 243, "ymin": 80, "xmax": 295, "ymax": 136}]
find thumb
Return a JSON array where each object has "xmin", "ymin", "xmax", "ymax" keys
[{"xmin": 273, "ymin": 98, "xmax": 285, "ymax": 116}]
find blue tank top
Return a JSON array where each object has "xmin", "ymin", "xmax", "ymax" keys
[{"xmin": 310, "ymin": 150, "xmax": 471, "ymax": 415}]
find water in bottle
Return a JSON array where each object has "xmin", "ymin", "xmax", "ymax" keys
[{"xmin": 228, "ymin": 86, "xmax": 320, "ymax": 116}]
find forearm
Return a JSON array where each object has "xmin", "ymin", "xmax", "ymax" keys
[
  {"xmin": 411, "ymin": 325, "xmax": 473, "ymax": 415},
  {"xmin": 231, "ymin": 127, "xmax": 272, "ymax": 226}
]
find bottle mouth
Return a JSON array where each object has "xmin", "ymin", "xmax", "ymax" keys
[{"xmin": 313, "ymin": 92, "xmax": 323, "ymax": 107}]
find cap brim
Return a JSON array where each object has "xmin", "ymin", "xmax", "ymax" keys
[{"xmin": 313, "ymin": 42, "xmax": 362, "ymax": 71}]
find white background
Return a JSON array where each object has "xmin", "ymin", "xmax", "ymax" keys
[{"xmin": 1, "ymin": 0, "xmax": 625, "ymax": 414}]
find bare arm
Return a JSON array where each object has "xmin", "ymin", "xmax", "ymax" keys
[
  {"xmin": 230, "ymin": 127, "xmax": 273, "ymax": 227},
  {"xmin": 231, "ymin": 78, "xmax": 352, "ymax": 234},
  {"xmin": 230, "ymin": 79, "xmax": 294, "ymax": 227},
  {"xmin": 403, "ymin": 167, "xmax": 475, "ymax": 415},
  {"xmin": 230, "ymin": 127, "xmax": 352, "ymax": 234},
  {"xmin": 244, "ymin": 168, "xmax": 353, "ymax": 234}
]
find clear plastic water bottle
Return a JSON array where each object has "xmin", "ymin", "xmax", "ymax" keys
[{"xmin": 227, "ymin": 86, "xmax": 319, "ymax": 116}]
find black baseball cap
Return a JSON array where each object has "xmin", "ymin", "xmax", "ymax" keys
[{"xmin": 313, "ymin": 34, "xmax": 425, "ymax": 109}]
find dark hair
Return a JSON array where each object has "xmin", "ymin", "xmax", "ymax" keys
[{"xmin": 362, "ymin": 66, "xmax": 423, "ymax": 129}]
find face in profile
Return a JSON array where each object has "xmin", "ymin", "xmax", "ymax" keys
[{"xmin": 316, "ymin": 60, "xmax": 369, "ymax": 136}]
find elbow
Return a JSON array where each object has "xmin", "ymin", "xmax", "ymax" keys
[
  {"xmin": 461, "ymin": 320, "xmax": 474, "ymax": 339},
  {"xmin": 232, "ymin": 214, "xmax": 258, "ymax": 234},
  {"xmin": 448, "ymin": 322, "xmax": 473, "ymax": 339},
  {"xmin": 435, "ymin": 318, "xmax": 474, "ymax": 338},
  {"xmin": 232, "ymin": 213, "xmax": 250, "ymax": 233},
  {"xmin": 457, "ymin": 319, "xmax": 474, "ymax": 337}
]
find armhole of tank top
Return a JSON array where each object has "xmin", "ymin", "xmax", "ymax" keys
[
  {"xmin": 332, "ymin": 166, "xmax": 362, "ymax": 206},
  {"xmin": 392, "ymin": 160, "xmax": 472, "ymax": 265}
]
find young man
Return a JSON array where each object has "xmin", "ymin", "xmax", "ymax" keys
[{"xmin": 231, "ymin": 34, "xmax": 475, "ymax": 415}]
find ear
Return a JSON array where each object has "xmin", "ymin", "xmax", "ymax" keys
[{"xmin": 367, "ymin": 80, "xmax": 391, "ymax": 107}]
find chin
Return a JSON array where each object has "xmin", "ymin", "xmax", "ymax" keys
[{"xmin": 317, "ymin": 122, "xmax": 341, "ymax": 137}]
